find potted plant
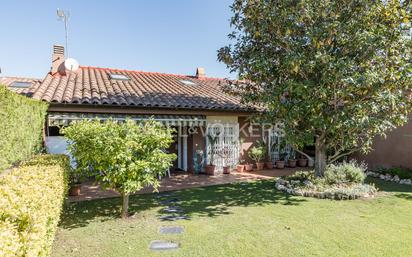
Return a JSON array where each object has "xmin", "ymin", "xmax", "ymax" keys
[
  {"xmin": 205, "ymin": 134, "xmax": 218, "ymax": 175},
  {"xmin": 68, "ymin": 168, "xmax": 85, "ymax": 196},
  {"xmin": 265, "ymin": 160, "xmax": 273, "ymax": 169},
  {"xmin": 298, "ymin": 152, "xmax": 308, "ymax": 167},
  {"xmin": 237, "ymin": 159, "xmax": 246, "ymax": 172},
  {"xmin": 218, "ymin": 146, "xmax": 232, "ymax": 174},
  {"xmin": 288, "ymin": 149, "xmax": 297, "ymax": 168},
  {"xmin": 245, "ymin": 162, "xmax": 254, "ymax": 171},
  {"xmin": 193, "ymin": 149, "xmax": 204, "ymax": 175},
  {"xmin": 275, "ymin": 153, "xmax": 286, "ymax": 169},
  {"xmin": 248, "ymin": 146, "xmax": 265, "ymax": 171}
]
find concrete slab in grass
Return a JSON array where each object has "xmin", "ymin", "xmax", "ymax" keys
[
  {"xmin": 159, "ymin": 226, "xmax": 185, "ymax": 234},
  {"xmin": 149, "ymin": 240, "xmax": 179, "ymax": 251},
  {"xmin": 160, "ymin": 215, "xmax": 189, "ymax": 221}
]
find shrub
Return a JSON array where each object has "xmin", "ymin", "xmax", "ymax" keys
[
  {"xmin": 0, "ymin": 85, "xmax": 48, "ymax": 170},
  {"xmin": 324, "ymin": 161, "xmax": 367, "ymax": 184},
  {"xmin": 62, "ymin": 119, "xmax": 176, "ymax": 218},
  {"xmin": 0, "ymin": 154, "xmax": 69, "ymax": 257},
  {"xmin": 248, "ymin": 146, "xmax": 265, "ymax": 163},
  {"xmin": 276, "ymin": 162, "xmax": 376, "ymax": 200},
  {"xmin": 285, "ymin": 170, "xmax": 315, "ymax": 182}
]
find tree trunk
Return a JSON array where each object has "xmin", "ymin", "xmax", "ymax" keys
[
  {"xmin": 314, "ymin": 135, "xmax": 327, "ymax": 177},
  {"xmin": 121, "ymin": 193, "xmax": 129, "ymax": 219}
]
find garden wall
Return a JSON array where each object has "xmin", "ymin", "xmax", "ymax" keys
[
  {"xmin": 0, "ymin": 154, "xmax": 69, "ymax": 257},
  {"xmin": 0, "ymin": 85, "xmax": 48, "ymax": 170},
  {"xmin": 355, "ymin": 120, "xmax": 412, "ymax": 170}
]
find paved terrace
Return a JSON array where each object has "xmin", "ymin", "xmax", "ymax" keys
[{"xmin": 69, "ymin": 168, "xmax": 308, "ymax": 202}]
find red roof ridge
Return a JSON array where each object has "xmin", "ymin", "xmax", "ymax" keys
[{"xmin": 76, "ymin": 65, "xmax": 227, "ymax": 81}]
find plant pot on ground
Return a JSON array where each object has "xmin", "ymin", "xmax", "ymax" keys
[
  {"xmin": 276, "ymin": 160, "xmax": 286, "ymax": 169},
  {"xmin": 69, "ymin": 184, "xmax": 81, "ymax": 196},
  {"xmin": 265, "ymin": 161, "xmax": 273, "ymax": 169},
  {"xmin": 245, "ymin": 163, "xmax": 254, "ymax": 171},
  {"xmin": 275, "ymin": 153, "xmax": 287, "ymax": 169},
  {"xmin": 205, "ymin": 165, "xmax": 216, "ymax": 175},
  {"xmin": 288, "ymin": 159, "xmax": 297, "ymax": 168},
  {"xmin": 68, "ymin": 168, "xmax": 86, "ymax": 196},
  {"xmin": 217, "ymin": 145, "xmax": 233, "ymax": 175},
  {"xmin": 236, "ymin": 164, "xmax": 245, "ymax": 172},
  {"xmin": 248, "ymin": 146, "xmax": 266, "ymax": 171},
  {"xmin": 206, "ymin": 134, "xmax": 218, "ymax": 175},
  {"xmin": 298, "ymin": 158, "xmax": 308, "ymax": 167},
  {"xmin": 288, "ymin": 148, "xmax": 297, "ymax": 168},
  {"xmin": 223, "ymin": 166, "xmax": 231, "ymax": 174},
  {"xmin": 256, "ymin": 162, "xmax": 265, "ymax": 170}
]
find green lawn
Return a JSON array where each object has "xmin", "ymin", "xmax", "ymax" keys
[{"xmin": 52, "ymin": 178, "xmax": 412, "ymax": 257}]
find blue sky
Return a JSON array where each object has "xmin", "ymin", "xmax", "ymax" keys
[{"xmin": 0, "ymin": 0, "xmax": 235, "ymax": 79}]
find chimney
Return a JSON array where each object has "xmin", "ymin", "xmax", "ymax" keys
[
  {"xmin": 196, "ymin": 67, "xmax": 205, "ymax": 79},
  {"xmin": 51, "ymin": 45, "xmax": 65, "ymax": 75}
]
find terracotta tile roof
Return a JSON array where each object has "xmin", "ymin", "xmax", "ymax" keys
[
  {"xmin": 0, "ymin": 77, "xmax": 41, "ymax": 95},
  {"xmin": 28, "ymin": 66, "xmax": 252, "ymax": 112}
]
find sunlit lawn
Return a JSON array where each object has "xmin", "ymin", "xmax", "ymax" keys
[{"xmin": 52, "ymin": 178, "xmax": 412, "ymax": 257}]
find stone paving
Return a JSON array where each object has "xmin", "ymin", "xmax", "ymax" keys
[
  {"xmin": 149, "ymin": 193, "xmax": 186, "ymax": 251},
  {"xmin": 69, "ymin": 168, "xmax": 304, "ymax": 202}
]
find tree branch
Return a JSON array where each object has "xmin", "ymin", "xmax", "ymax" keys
[{"xmin": 328, "ymin": 148, "xmax": 362, "ymax": 163}]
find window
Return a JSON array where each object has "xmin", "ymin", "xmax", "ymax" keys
[
  {"xmin": 108, "ymin": 73, "xmax": 130, "ymax": 81},
  {"xmin": 180, "ymin": 80, "xmax": 197, "ymax": 86},
  {"xmin": 10, "ymin": 81, "xmax": 32, "ymax": 88}
]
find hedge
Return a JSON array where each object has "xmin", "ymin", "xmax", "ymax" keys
[
  {"xmin": 0, "ymin": 154, "xmax": 69, "ymax": 257},
  {"xmin": 0, "ymin": 85, "xmax": 48, "ymax": 170}
]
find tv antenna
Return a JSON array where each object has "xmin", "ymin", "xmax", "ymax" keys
[{"xmin": 57, "ymin": 9, "xmax": 70, "ymax": 57}]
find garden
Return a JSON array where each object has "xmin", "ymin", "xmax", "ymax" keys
[{"xmin": 51, "ymin": 178, "xmax": 412, "ymax": 257}]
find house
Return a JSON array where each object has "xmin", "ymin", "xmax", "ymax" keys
[
  {"xmin": 0, "ymin": 77, "xmax": 42, "ymax": 95},
  {"xmin": 2, "ymin": 45, "xmax": 286, "ymax": 173}
]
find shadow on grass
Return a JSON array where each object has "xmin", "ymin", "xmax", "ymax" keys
[
  {"xmin": 60, "ymin": 179, "xmax": 306, "ymax": 229},
  {"xmin": 366, "ymin": 177, "xmax": 412, "ymax": 201},
  {"xmin": 366, "ymin": 177, "xmax": 412, "ymax": 193},
  {"xmin": 173, "ymin": 179, "xmax": 306, "ymax": 218}
]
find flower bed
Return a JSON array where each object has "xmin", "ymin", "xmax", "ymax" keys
[
  {"xmin": 366, "ymin": 170, "xmax": 412, "ymax": 185},
  {"xmin": 275, "ymin": 162, "xmax": 377, "ymax": 200},
  {"xmin": 275, "ymin": 177, "xmax": 377, "ymax": 200}
]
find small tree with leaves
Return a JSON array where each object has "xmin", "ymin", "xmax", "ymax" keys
[
  {"xmin": 219, "ymin": 0, "xmax": 412, "ymax": 176},
  {"xmin": 63, "ymin": 119, "xmax": 176, "ymax": 218}
]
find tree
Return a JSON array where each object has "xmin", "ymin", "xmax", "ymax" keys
[
  {"xmin": 63, "ymin": 119, "xmax": 176, "ymax": 218},
  {"xmin": 218, "ymin": 0, "xmax": 412, "ymax": 176}
]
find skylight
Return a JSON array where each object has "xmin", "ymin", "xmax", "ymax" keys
[
  {"xmin": 180, "ymin": 80, "xmax": 197, "ymax": 86},
  {"xmin": 10, "ymin": 81, "xmax": 32, "ymax": 88},
  {"xmin": 108, "ymin": 73, "xmax": 130, "ymax": 81}
]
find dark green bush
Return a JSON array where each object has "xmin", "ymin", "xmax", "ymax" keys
[
  {"xmin": 375, "ymin": 166, "xmax": 412, "ymax": 179},
  {"xmin": 0, "ymin": 85, "xmax": 48, "ymax": 170},
  {"xmin": 324, "ymin": 161, "xmax": 367, "ymax": 184},
  {"xmin": 0, "ymin": 154, "xmax": 69, "ymax": 256}
]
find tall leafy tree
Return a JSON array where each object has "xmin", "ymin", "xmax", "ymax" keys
[
  {"xmin": 63, "ymin": 119, "xmax": 176, "ymax": 218},
  {"xmin": 219, "ymin": 0, "xmax": 412, "ymax": 176}
]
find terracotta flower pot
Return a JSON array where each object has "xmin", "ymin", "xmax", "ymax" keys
[
  {"xmin": 245, "ymin": 164, "xmax": 254, "ymax": 172},
  {"xmin": 276, "ymin": 160, "xmax": 285, "ymax": 169},
  {"xmin": 236, "ymin": 165, "xmax": 245, "ymax": 173},
  {"xmin": 223, "ymin": 166, "xmax": 231, "ymax": 174},
  {"xmin": 288, "ymin": 159, "xmax": 297, "ymax": 168},
  {"xmin": 256, "ymin": 162, "xmax": 264, "ymax": 170},
  {"xmin": 265, "ymin": 161, "xmax": 273, "ymax": 169},
  {"xmin": 69, "ymin": 184, "xmax": 81, "ymax": 196},
  {"xmin": 298, "ymin": 158, "xmax": 308, "ymax": 167},
  {"xmin": 205, "ymin": 165, "xmax": 216, "ymax": 175}
]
